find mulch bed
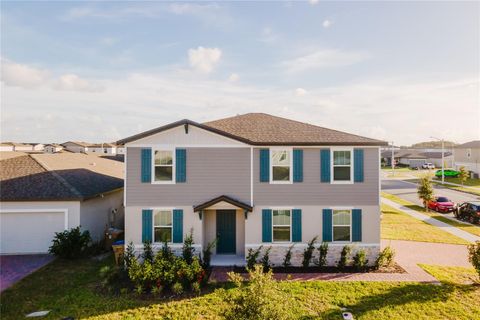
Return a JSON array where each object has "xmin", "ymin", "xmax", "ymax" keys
[{"xmin": 214, "ymin": 263, "xmax": 406, "ymax": 274}]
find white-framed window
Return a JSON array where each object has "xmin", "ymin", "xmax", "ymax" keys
[
  {"xmin": 270, "ymin": 149, "xmax": 292, "ymax": 183},
  {"xmin": 272, "ymin": 209, "xmax": 291, "ymax": 242},
  {"xmin": 467, "ymin": 149, "xmax": 471, "ymax": 159},
  {"xmin": 153, "ymin": 149, "xmax": 175, "ymax": 183},
  {"xmin": 153, "ymin": 210, "xmax": 172, "ymax": 243},
  {"xmin": 332, "ymin": 148, "xmax": 353, "ymax": 183},
  {"xmin": 332, "ymin": 209, "xmax": 351, "ymax": 242}
]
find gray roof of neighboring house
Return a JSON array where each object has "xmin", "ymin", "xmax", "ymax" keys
[
  {"xmin": 117, "ymin": 113, "xmax": 388, "ymax": 146},
  {"xmin": 381, "ymin": 149, "xmax": 452, "ymax": 159},
  {"xmin": 455, "ymin": 140, "xmax": 480, "ymax": 149},
  {"xmin": 0, "ymin": 153, "xmax": 123, "ymax": 201}
]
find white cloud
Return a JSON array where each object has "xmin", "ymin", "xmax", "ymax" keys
[
  {"xmin": 282, "ymin": 49, "xmax": 369, "ymax": 73},
  {"xmin": 309, "ymin": 0, "xmax": 319, "ymax": 5},
  {"xmin": 188, "ymin": 47, "xmax": 222, "ymax": 73},
  {"xmin": 228, "ymin": 73, "xmax": 239, "ymax": 82},
  {"xmin": 295, "ymin": 88, "xmax": 307, "ymax": 96},
  {"xmin": 1, "ymin": 59, "xmax": 49, "ymax": 88},
  {"xmin": 322, "ymin": 20, "xmax": 332, "ymax": 28},
  {"xmin": 53, "ymin": 74, "xmax": 103, "ymax": 92}
]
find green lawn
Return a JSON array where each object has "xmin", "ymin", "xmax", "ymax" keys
[
  {"xmin": 382, "ymin": 192, "xmax": 480, "ymax": 238},
  {"xmin": 434, "ymin": 176, "xmax": 480, "ymax": 187},
  {"xmin": 403, "ymin": 178, "xmax": 480, "ymax": 196},
  {"xmin": 419, "ymin": 264, "xmax": 478, "ymax": 285},
  {"xmin": 1, "ymin": 257, "xmax": 479, "ymax": 319},
  {"xmin": 381, "ymin": 204, "xmax": 470, "ymax": 245}
]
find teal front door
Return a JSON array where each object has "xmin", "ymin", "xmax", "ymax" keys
[{"xmin": 216, "ymin": 210, "xmax": 236, "ymax": 254}]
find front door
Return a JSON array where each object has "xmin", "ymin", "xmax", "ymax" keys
[{"xmin": 216, "ymin": 210, "xmax": 236, "ymax": 254}]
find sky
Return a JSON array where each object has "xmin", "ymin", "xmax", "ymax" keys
[{"xmin": 1, "ymin": 1, "xmax": 479, "ymax": 145}]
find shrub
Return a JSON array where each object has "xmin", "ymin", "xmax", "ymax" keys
[
  {"xmin": 375, "ymin": 246, "xmax": 395, "ymax": 269},
  {"xmin": 337, "ymin": 245, "xmax": 351, "ymax": 269},
  {"xmin": 182, "ymin": 229, "xmax": 195, "ymax": 264},
  {"xmin": 459, "ymin": 166, "xmax": 469, "ymax": 186},
  {"xmin": 221, "ymin": 265, "xmax": 293, "ymax": 320},
  {"xmin": 261, "ymin": 246, "xmax": 272, "ymax": 272},
  {"xmin": 124, "ymin": 242, "xmax": 136, "ymax": 271},
  {"xmin": 283, "ymin": 244, "xmax": 295, "ymax": 268},
  {"xmin": 352, "ymin": 249, "xmax": 369, "ymax": 270},
  {"xmin": 151, "ymin": 285, "xmax": 163, "ymax": 297},
  {"xmin": 191, "ymin": 281, "xmax": 201, "ymax": 295},
  {"xmin": 99, "ymin": 265, "xmax": 129, "ymax": 293},
  {"xmin": 142, "ymin": 241, "xmax": 154, "ymax": 263},
  {"xmin": 201, "ymin": 238, "xmax": 217, "ymax": 269},
  {"xmin": 417, "ymin": 174, "xmax": 434, "ymax": 211},
  {"xmin": 49, "ymin": 227, "xmax": 91, "ymax": 259},
  {"xmin": 246, "ymin": 246, "xmax": 263, "ymax": 270},
  {"xmin": 172, "ymin": 282, "xmax": 183, "ymax": 295},
  {"xmin": 317, "ymin": 242, "xmax": 329, "ymax": 267},
  {"xmin": 302, "ymin": 236, "xmax": 318, "ymax": 267},
  {"xmin": 468, "ymin": 241, "xmax": 480, "ymax": 280}
]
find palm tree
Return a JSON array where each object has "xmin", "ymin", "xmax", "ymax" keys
[{"xmin": 417, "ymin": 174, "xmax": 434, "ymax": 211}]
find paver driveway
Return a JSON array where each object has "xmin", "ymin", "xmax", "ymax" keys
[{"xmin": 0, "ymin": 255, "xmax": 54, "ymax": 292}]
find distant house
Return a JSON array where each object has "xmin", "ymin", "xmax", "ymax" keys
[
  {"xmin": 30, "ymin": 143, "xmax": 45, "ymax": 151},
  {"xmin": 0, "ymin": 153, "xmax": 124, "ymax": 254},
  {"xmin": 61, "ymin": 141, "xmax": 91, "ymax": 153},
  {"xmin": 44, "ymin": 144, "xmax": 63, "ymax": 154},
  {"xmin": 0, "ymin": 143, "xmax": 14, "ymax": 152},
  {"xmin": 454, "ymin": 140, "xmax": 480, "ymax": 176},
  {"xmin": 381, "ymin": 149, "xmax": 453, "ymax": 168},
  {"xmin": 12, "ymin": 143, "xmax": 34, "ymax": 152},
  {"xmin": 87, "ymin": 143, "xmax": 118, "ymax": 155}
]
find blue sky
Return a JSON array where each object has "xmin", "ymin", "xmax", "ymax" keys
[{"xmin": 1, "ymin": 1, "xmax": 479, "ymax": 145}]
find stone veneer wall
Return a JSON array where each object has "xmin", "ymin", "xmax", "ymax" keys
[
  {"xmin": 133, "ymin": 244, "xmax": 202, "ymax": 260},
  {"xmin": 246, "ymin": 244, "xmax": 380, "ymax": 267}
]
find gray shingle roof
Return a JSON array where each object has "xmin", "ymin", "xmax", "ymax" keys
[{"xmin": 455, "ymin": 140, "xmax": 480, "ymax": 149}]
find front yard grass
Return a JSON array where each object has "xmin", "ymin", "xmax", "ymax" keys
[
  {"xmin": 381, "ymin": 204, "xmax": 469, "ymax": 245},
  {"xmin": 419, "ymin": 264, "xmax": 478, "ymax": 285},
  {"xmin": 1, "ymin": 257, "xmax": 480, "ymax": 320},
  {"xmin": 435, "ymin": 176, "xmax": 480, "ymax": 187},
  {"xmin": 382, "ymin": 192, "xmax": 480, "ymax": 238},
  {"xmin": 403, "ymin": 178, "xmax": 480, "ymax": 196}
]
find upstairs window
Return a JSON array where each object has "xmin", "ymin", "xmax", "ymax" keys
[
  {"xmin": 467, "ymin": 149, "xmax": 471, "ymax": 158},
  {"xmin": 154, "ymin": 150, "xmax": 174, "ymax": 182},
  {"xmin": 271, "ymin": 149, "xmax": 291, "ymax": 182},
  {"xmin": 333, "ymin": 209, "xmax": 351, "ymax": 241},
  {"xmin": 154, "ymin": 210, "xmax": 172, "ymax": 242},
  {"xmin": 333, "ymin": 150, "xmax": 352, "ymax": 182},
  {"xmin": 272, "ymin": 209, "xmax": 291, "ymax": 242}
]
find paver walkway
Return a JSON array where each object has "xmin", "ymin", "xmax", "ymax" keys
[
  {"xmin": 382, "ymin": 197, "xmax": 480, "ymax": 243},
  {"xmin": 0, "ymin": 255, "xmax": 54, "ymax": 292}
]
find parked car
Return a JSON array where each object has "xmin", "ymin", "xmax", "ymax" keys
[
  {"xmin": 435, "ymin": 169, "xmax": 460, "ymax": 178},
  {"xmin": 455, "ymin": 201, "xmax": 480, "ymax": 225},
  {"xmin": 427, "ymin": 197, "xmax": 456, "ymax": 213},
  {"xmin": 422, "ymin": 163, "xmax": 435, "ymax": 169}
]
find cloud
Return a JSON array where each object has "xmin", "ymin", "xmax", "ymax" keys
[
  {"xmin": 295, "ymin": 88, "xmax": 307, "ymax": 96},
  {"xmin": 282, "ymin": 49, "xmax": 369, "ymax": 73},
  {"xmin": 1, "ymin": 59, "xmax": 49, "ymax": 88},
  {"xmin": 188, "ymin": 47, "xmax": 222, "ymax": 73},
  {"xmin": 53, "ymin": 74, "xmax": 103, "ymax": 92},
  {"xmin": 259, "ymin": 27, "xmax": 280, "ymax": 44},
  {"xmin": 322, "ymin": 20, "xmax": 332, "ymax": 28},
  {"xmin": 309, "ymin": 0, "xmax": 320, "ymax": 5},
  {"xmin": 228, "ymin": 73, "xmax": 239, "ymax": 82}
]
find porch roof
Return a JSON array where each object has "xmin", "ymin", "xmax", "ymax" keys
[{"xmin": 193, "ymin": 195, "xmax": 253, "ymax": 212}]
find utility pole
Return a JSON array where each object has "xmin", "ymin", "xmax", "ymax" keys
[{"xmin": 430, "ymin": 136, "xmax": 444, "ymax": 184}]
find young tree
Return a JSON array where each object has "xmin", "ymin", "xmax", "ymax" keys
[
  {"xmin": 417, "ymin": 174, "xmax": 434, "ymax": 211},
  {"xmin": 459, "ymin": 166, "xmax": 469, "ymax": 186}
]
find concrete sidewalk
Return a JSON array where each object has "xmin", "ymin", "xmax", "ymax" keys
[{"xmin": 381, "ymin": 197, "xmax": 480, "ymax": 243}]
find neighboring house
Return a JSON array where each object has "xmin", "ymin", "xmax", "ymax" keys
[
  {"xmin": 61, "ymin": 141, "xmax": 91, "ymax": 153},
  {"xmin": 44, "ymin": 144, "xmax": 64, "ymax": 153},
  {"xmin": 381, "ymin": 149, "xmax": 453, "ymax": 168},
  {"xmin": 0, "ymin": 143, "xmax": 14, "ymax": 152},
  {"xmin": 12, "ymin": 143, "xmax": 34, "ymax": 152},
  {"xmin": 0, "ymin": 153, "xmax": 124, "ymax": 254},
  {"xmin": 30, "ymin": 143, "xmax": 45, "ymax": 151},
  {"xmin": 88, "ymin": 143, "xmax": 118, "ymax": 155},
  {"xmin": 454, "ymin": 140, "xmax": 480, "ymax": 176},
  {"xmin": 118, "ymin": 113, "xmax": 387, "ymax": 266}
]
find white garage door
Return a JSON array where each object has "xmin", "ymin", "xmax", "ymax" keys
[{"xmin": 0, "ymin": 211, "xmax": 66, "ymax": 254}]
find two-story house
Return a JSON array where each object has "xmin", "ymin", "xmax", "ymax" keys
[
  {"xmin": 118, "ymin": 113, "xmax": 387, "ymax": 266},
  {"xmin": 454, "ymin": 140, "xmax": 480, "ymax": 177}
]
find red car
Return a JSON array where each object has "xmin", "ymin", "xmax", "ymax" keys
[{"xmin": 428, "ymin": 197, "xmax": 456, "ymax": 213}]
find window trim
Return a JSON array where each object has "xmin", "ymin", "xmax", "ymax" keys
[
  {"xmin": 151, "ymin": 148, "xmax": 176, "ymax": 184},
  {"xmin": 271, "ymin": 208, "xmax": 292, "ymax": 243},
  {"xmin": 467, "ymin": 148, "xmax": 471, "ymax": 159},
  {"xmin": 152, "ymin": 208, "xmax": 174, "ymax": 244},
  {"xmin": 270, "ymin": 148, "xmax": 293, "ymax": 184},
  {"xmin": 331, "ymin": 147, "xmax": 354, "ymax": 184},
  {"xmin": 331, "ymin": 208, "xmax": 352, "ymax": 243}
]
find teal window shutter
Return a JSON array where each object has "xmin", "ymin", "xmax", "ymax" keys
[
  {"xmin": 176, "ymin": 149, "xmax": 186, "ymax": 182},
  {"xmin": 141, "ymin": 148, "xmax": 152, "ymax": 183},
  {"xmin": 172, "ymin": 209, "xmax": 184, "ymax": 243},
  {"xmin": 262, "ymin": 209, "xmax": 272, "ymax": 242},
  {"xmin": 354, "ymin": 149, "xmax": 364, "ymax": 182},
  {"xmin": 352, "ymin": 209, "xmax": 362, "ymax": 242},
  {"xmin": 322, "ymin": 209, "xmax": 332, "ymax": 242},
  {"xmin": 142, "ymin": 209, "xmax": 153, "ymax": 243},
  {"xmin": 293, "ymin": 149, "xmax": 303, "ymax": 182},
  {"xmin": 292, "ymin": 209, "xmax": 302, "ymax": 242},
  {"xmin": 320, "ymin": 149, "xmax": 331, "ymax": 183},
  {"xmin": 260, "ymin": 149, "xmax": 270, "ymax": 182}
]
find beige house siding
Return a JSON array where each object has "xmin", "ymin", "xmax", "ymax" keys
[{"xmin": 454, "ymin": 147, "xmax": 480, "ymax": 174}]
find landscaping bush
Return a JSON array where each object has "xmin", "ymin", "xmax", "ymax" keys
[
  {"xmin": 246, "ymin": 246, "xmax": 263, "ymax": 270},
  {"xmin": 375, "ymin": 246, "xmax": 395, "ymax": 269},
  {"xmin": 49, "ymin": 226, "xmax": 92, "ymax": 259},
  {"xmin": 283, "ymin": 244, "xmax": 295, "ymax": 268},
  {"xmin": 467, "ymin": 241, "xmax": 480, "ymax": 280},
  {"xmin": 302, "ymin": 236, "xmax": 318, "ymax": 267},
  {"xmin": 352, "ymin": 249, "xmax": 369, "ymax": 270},
  {"xmin": 261, "ymin": 246, "xmax": 272, "ymax": 271},
  {"xmin": 201, "ymin": 238, "xmax": 217, "ymax": 269},
  {"xmin": 317, "ymin": 242, "xmax": 329, "ymax": 267},
  {"xmin": 221, "ymin": 265, "xmax": 294, "ymax": 320},
  {"xmin": 417, "ymin": 174, "xmax": 434, "ymax": 211},
  {"xmin": 124, "ymin": 242, "xmax": 136, "ymax": 270},
  {"xmin": 142, "ymin": 241, "xmax": 154, "ymax": 263},
  {"xmin": 182, "ymin": 229, "xmax": 195, "ymax": 264},
  {"xmin": 337, "ymin": 245, "xmax": 351, "ymax": 269},
  {"xmin": 99, "ymin": 265, "xmax": 130, "ymax": 293}
]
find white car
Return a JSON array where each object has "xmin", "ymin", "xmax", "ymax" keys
[{"xmin": 422, "ymin": 163, "xmax": 435, "ymax": 169}]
